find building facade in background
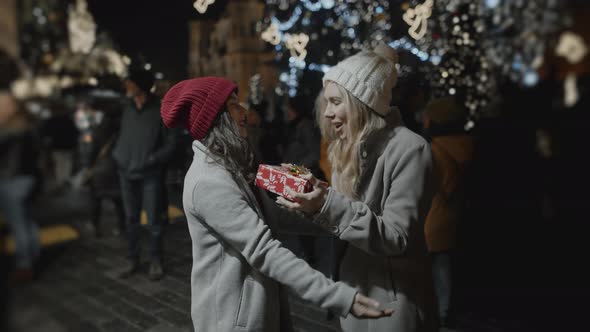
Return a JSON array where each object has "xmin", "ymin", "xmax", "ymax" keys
[
  {"xmin": 188, "ymin": 0, "xmax": 273, "ymax": 101},
  {"xmin": 0, "ymin": 0, "xmax": 19, "ymax": 58}
]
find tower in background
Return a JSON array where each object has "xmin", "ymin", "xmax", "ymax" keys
[
  {"xmin": 0, "ymin": 0, "xmax": 19, "ymax": 57},
  {"xmin": 188, "ymin": 0, "xmax": 273, "ymax": 101}
]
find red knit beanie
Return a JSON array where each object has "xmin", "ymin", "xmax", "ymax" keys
[{"xmin": 160, "ymin": 77, "xmax": 238, "ymax": 140}]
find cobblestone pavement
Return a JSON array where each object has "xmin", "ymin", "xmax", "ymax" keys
[
  {"xmin": 7, "ymin": 220, "xmax": 346, "ymax": 332},
  {"xmin": 6, "ymin": 186, "xmax": 344, "ymax": 332},
  {"xmin": 5, "ymin": 187, "xmax": 569, "ymax": 332}
]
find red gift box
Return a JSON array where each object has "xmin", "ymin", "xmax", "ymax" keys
[{"xmin": 255, "ymin": 164, "xmax": 313, "ymax": 201}]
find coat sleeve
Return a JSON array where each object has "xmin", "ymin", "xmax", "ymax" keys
[
  {"xmin": 191, "ymin": 177, "xmax": 356, "ymax": 316},
  {"xmin": 255, "ymin": 188, "xmax": 327, "ymax": 236},
  {"xmin": 313, "ymin": 144, "xmax": 433, "ymax": 256}
]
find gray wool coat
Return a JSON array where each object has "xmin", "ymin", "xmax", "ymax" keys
[
  {"xmin": 183, "ymin": 141, "xmax": 357, "ymax": 332},
  {"xmin": 314, "ymin": 112, "xmax": 438, "ymax": 332}
]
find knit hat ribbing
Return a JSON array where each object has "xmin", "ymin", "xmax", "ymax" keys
[
  {"xmin": 160, "ymin": 77, "xmax": 238, "ymax": 140},
  {"xmin": 323, "ymin": 42, "xmax": 398, "ymax": 116}
]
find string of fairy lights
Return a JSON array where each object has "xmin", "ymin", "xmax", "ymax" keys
[
  {"xmin": 258, "ymin": 0, "xmax": 574, "ymax": 126},
  {"xmin": 17, "ymin": 0, "xmax": 584, "ymax": 122}
]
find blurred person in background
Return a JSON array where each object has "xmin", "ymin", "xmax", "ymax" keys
[
  {"xmin": 0, "ymin": 49, "xmax": 41, "ymax": 283},
  {"xmin": 252, "ymin": 61, "xmax": 285, "ymax": 164},
  {"xmin": 40, "ymin": 101, "xmax": 78, "ymax": 190},
  {"xmin": 282, "ymin": 95, "xmax": 323, "ymax": 176},
  {"xmin": 72, "ymin": 98, "xmax": 126, "ymax": 237},
  {"xmin": 392, "ymin": 74, "xmax": 429, "ymax": 135},
  {"xmin": 281, "ymin": 95, "xmax": 323, "ymax": 264},
  {"xmin": 71, "ymin": 99, "xmax": 101, "ymax": 187},
  {"xmin": 423, "ymin": 96, "xmax": 474, "ymax": 328},
  {"xmin": 112, "ymin": 66, "xmax": 176, "ymax": 280},
  {"xmin": 0, "ymin": 47, "xmax": 19, "ymax": 331}
]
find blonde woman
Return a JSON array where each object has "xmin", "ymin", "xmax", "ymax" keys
[{"xmin": 278, "ymin": 43, "xmax": 438, "ymax": 331}]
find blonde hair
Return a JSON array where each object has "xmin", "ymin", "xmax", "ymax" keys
[{"xmin": 318, "ymin": 82, "xmax": 386, "ymax": 199}]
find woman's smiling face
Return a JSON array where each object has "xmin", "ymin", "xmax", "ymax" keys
[
  {"xmin": 226, "ymin": 92, "xmax": 248, "ymax": 138},
  {"xmin": 323, "ymin": 82, "xmax": 349, "ymax": 140}
]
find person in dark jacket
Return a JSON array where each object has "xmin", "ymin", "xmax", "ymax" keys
[
  {"xmin": 42, "ymin": 103, "xmax": 78, "ymax": 189},
  {"xmin": 423, "ymin": 96, "xmax": 473, "ymax": 328},
  {"xmin": 112, "ymin": 67, "xmax": 176, "ymax": 280},
  {"xmin": 78, "ymin": 103, "xmax": 126, "ymax": 238},
  {"xmin": 282, "ymin": 95, "xmax": 322, "ymax": 175}
]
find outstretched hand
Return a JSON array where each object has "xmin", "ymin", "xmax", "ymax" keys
[
  {"xmin": 275, "ymin": 166, "xmax": 329, "ymax": 215},
  {"xmin": 350, "ymin": 293, "xmax": 394, "ymax": 319}
]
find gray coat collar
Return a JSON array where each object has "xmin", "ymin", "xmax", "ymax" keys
[
  {"xmin": 358, "ymin": 108, "xmax": 402, "ymax": 180},
  {"xmin": 331, "ymin": 109, "xmax": 403, "ymax": 195},
  {"xmin": 192, "ymin": 140, "xmax": 264, "ymax": 216}
]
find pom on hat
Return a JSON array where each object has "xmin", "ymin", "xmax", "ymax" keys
[
  {"xmin": 323, "ymin": 42, "xmax": 398, "ymax": 116},
  {"xmin": 160, "ymin": 77, "xmax": 238, "ymax": 140},
  {"xmin": 374, "ymin": 42, "xmax": 399, "ymax": 64}
]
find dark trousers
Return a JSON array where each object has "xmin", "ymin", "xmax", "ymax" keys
[
  {"xmin": 119, "ymin": 173, "xmax": 164, "ymax": 262},
  {"xmin": 90, "ymin": 190, "xmax": 126, "ymax": 234},
  {"xmin": 0, "ymin": 176, "xmax": 39, "ymax": 269},
  {"xmin": 431, "ymin": 250, "xmax": 454, "ymax": 325}
]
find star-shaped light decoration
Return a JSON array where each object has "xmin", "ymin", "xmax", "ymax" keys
[
  {"xmin": 194, "ymin": 0, "xmax": 216, "ymax": 14},
  {"xmin": 555, "ymin": 31, "xmax": 588, "ymax": 64},
  {"xmin": 285, "ymin": 33, "xmax": 310, "ymax": 60},
  {"xmin": 555, "ymin": 32, "xmax": 588, "ymax": 107},
  {"xmin": 564, "ymin": 73, "xmax": 580, "ymax": 108},
  {"xmin": 403, "ymin": 0, "xmax": 433, "ymax": 40},
  {"xmin": 261, "ymin": 23, "xmax": 281, "ymax": 46}
]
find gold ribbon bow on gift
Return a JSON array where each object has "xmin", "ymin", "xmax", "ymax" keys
[
  {"xmin": 286, "ymin": 165, "xmax": 310, "ymax": 177},
  {"xmin": 403, "ymin": 0, "xmax": 434, "ymax": 40}
]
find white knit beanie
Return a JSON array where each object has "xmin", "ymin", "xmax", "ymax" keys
[{"xmin": 323, "ymin": 42, "xmax": 398, "ymax": 116}]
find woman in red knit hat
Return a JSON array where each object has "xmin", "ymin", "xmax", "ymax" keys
[{"xmin": 160, "ymin": 77, "xmax": 392, "ymax": 332}]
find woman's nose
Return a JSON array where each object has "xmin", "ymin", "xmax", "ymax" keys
[{"xmin": 324, "ymin": 106, "xmax": 334, "ymax": 118}]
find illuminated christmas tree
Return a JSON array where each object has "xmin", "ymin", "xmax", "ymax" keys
[{"xmin": 260, "ymin": 0, "xmax": 567, "ymax": 126}]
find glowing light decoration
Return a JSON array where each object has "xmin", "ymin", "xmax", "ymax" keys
[
  {"xmin": 403, "ymin": 0, "xmax": 433, "ymax": 40},
  {"xmin": 261, "ymin": 23, "xmax": 282, "ymax": 45},
  {"xmin": 389, "ymin": 38, "xmax": 431, "ymax": 63},
  {"xmin": 68, "ymin": 0, "xmax": 96, "ymax": 54},
  {"xmin": 300, "ymin": 0, "xmax": 335, "ymax": 12},
  {"xmin": 285, "ymin": 33, "xmax": 309, "ymax": 60},
  {"xmin": 555, "ymin": 31, "xmax": 587, "ymax": 107},
  {"xmin": 485, "ymin": 0, "xmax": 501, "ymax": 9},
  {"xmin": 555, "ymin": 31, "xmax": 588, "ymax": 64},
  {"xmin": 193, "ymin": 0, "xmax": 216, "ymax": 14},
  {"xmin": 564, "ymin": 73, "xmax": 579, "ymax": 107},
  {"xmin": 308, "ymin": 63, "xmax": 331, "ymax": 73},
  {"xmin": 272, "ymin": 6, "xmax": 303, "ymax": 31},
  {"xmin": 523, "ymin": 70, "xmax": 539, "ymax": 87}
]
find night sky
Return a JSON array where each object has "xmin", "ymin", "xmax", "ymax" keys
[{"xmin": 87, "ymin": 0, "xmax": 230, "ymax": 81}]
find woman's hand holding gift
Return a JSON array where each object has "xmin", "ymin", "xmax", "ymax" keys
[{"xmin": 276, "ymin": 170, "xmax": 329, "ymax": 215}]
